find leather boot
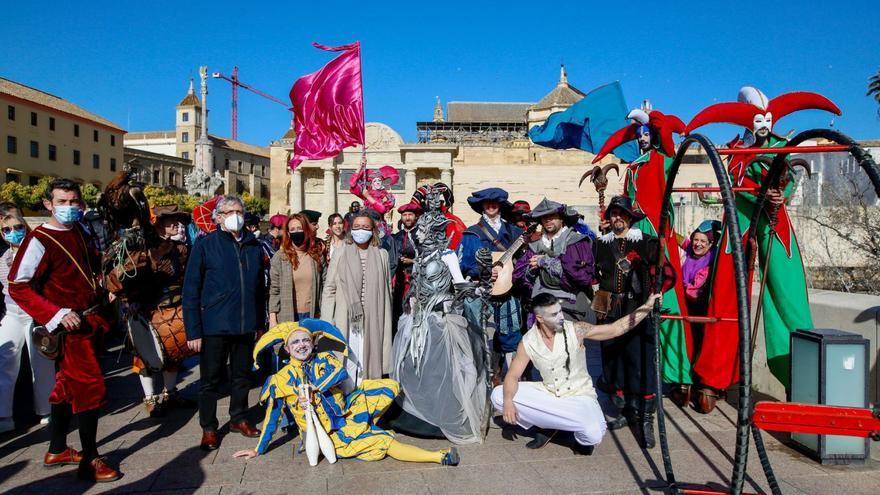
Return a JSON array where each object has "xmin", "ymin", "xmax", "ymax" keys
[
  {"xmin": 669, "ymin": 384, "xmax": 691, "ymax": 408},
  {"xmin": 639, "ymin": 397, "xmax": 657, "ymax": 450},
  {"xmin": 607, "ymin": 395, "xmax": 637, "ymax": 431},
  {"xmin": 693, "ymin": 386, "xmax": 720, "ymax": 414}
]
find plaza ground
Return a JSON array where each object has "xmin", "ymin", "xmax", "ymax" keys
[{"xmin": 1, "ymin": 340, "xmax": 878, "ymax": 495}]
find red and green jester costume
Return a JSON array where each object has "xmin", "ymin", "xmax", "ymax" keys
[
  {"xmin": 592, "ymin": 105, "xmax": 693, "ymax": 388},
  {"xmin": 684, "ymin": 87, "xmax": 841, "ymax": 411}
]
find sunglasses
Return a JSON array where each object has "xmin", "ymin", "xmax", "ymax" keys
[{"xmin": 1, "ymin": 224, "xmax": 25, "ymax": 234}]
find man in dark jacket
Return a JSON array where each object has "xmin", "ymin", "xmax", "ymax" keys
[{"xmin": 183, "ymin": 195, "xmax": 265, "ymax": 451}]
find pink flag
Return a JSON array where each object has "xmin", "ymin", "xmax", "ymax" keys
[{"xmin": 288, "ymin": 41, "xmax": 365, "ymax": 170}]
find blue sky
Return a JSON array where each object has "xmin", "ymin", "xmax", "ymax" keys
[{"xmin": 2, "ymin": 1, "xmax": 878, "ymax": 147}]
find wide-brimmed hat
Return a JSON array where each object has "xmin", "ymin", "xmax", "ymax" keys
[
  {"xmin": 152, "ymin": 204, "xmax": 190, "ymax": 225},
  {"xmin": 525, "ymin": 198, "xmax": 579, "ymax": 226},
  {"xmin": 603, "ymin": 195, "xmax": 646, "ymax": 221},
  {"xmin": 466, "ymin": 188, "xmax": 512, "ymax": 215}
]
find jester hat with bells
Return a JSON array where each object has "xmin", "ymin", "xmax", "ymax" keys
[
  {"xmin": 592, "ymin": 106, "xmax": 686, "ymax": 164},
  {"xmin": 684, "ymin": 86, "xmax": 841, "ymax": 141},
  {"xmin": 253, "ymin": 319, "xmax": 349, "ymax": 370}
]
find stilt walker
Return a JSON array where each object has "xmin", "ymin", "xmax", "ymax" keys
[{"xmin": 684, "ymin": 87, "xmax": 841, "ymax": 412}]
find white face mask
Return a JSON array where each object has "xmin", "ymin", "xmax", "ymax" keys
[
  {"xmin": 223, "ymin": 213, "xmax": 244, "ymax": 232},
  {"xmin": 351, "ymin": 229, "xmax": 373, "ymax": 245},
  {"xmin": 753, "ymin": 112, "xmax": 772, "ymax": 136}
]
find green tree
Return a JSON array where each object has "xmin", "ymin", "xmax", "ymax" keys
[
  {"xmin": 241, "ymin": 192, "xmax": 269, "ymax": 215},
  {"xmin": 869, "ymin": 68, "xmax": 880, "ymax": 117},
  {"xmin": 81, "ymin": 183, "xmax": 100, "ymax": 207}
]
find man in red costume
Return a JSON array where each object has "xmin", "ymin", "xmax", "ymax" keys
[
  {"xmin": 592, "ymin": 103, "xmax": 693, "ymax": 406},
  {"xmin": 685, "ymin": 86, "xmax": 840, "ymax": 412},
  {"xmin": 8, "ymin": 179, "xmax": 120, "ymax": 482}
]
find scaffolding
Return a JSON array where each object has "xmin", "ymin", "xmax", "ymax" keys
[{"xmin": 416, "ymin": 121, "xmax": 528, "ymax": 145}]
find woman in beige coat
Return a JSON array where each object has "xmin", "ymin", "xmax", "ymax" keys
[
  {"xmin": 321, "ymin": 212, "xmax": 392, "ymax": 383},
  {"xmin": 268, "ymin": 213, "xmax": 324, "ymax": 326}
]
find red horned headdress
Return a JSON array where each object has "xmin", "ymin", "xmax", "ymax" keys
[
  {"xmin": 685, "ymin": 86, "xmax": 841, "ymax": 136},
  {"xmin": 592, "ymin": 103, "xmax": 686, "ymax": 164}
]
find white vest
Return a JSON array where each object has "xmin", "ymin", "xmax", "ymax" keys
[{"xmin": 522, "ymin": 321, "xmax": 596, "ymax": 399}]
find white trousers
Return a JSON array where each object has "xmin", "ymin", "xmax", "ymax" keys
[
  {"xmin": 0, "ymin": 304, "xmax": 55, "ymax": 417},
  {"xmin": 491, "ymin": 382, "xmax": 607, "ymax": 446}
]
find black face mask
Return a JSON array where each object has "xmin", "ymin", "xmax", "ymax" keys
[{"xmin": 289, "ymin": 231, "xmax": 306, "ymax": 246}]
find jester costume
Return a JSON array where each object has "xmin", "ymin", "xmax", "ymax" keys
[
  {"xmin": 593, "ymin": 107, "xmax": 692, "ymax": 386},
  {"xmin": 252, "ymin": 320, "xmax": 458, "ymax": 464},
  {"xmin": 685, "ymin": 87, "xmax": 841, "ymax": 406}
]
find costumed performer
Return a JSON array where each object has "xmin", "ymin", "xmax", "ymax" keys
[
  {"xmin": 684, "ymin": 86, "xmax": 840, "ymax": 412},
  {"xmin": 494, "ymin": 291, "xmax": 661, "ymax": 453},
  {"xmin": 232, "ymin": 320, "xmax": 460, "ymax": 466},
  {"xmin": 592, "ymin": 101, "xmax": 692, "ymax": 403},
  {"xmin": 106, "ymin": 204, "xmax": 196, "ymax": 417}
]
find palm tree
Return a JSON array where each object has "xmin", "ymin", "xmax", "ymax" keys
[{"xmin": 868, "ymin": 68, "xmax": 880, "ymax": 116}]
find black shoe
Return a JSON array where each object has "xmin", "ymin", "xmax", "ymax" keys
[
  {"xmin": 606, "ymin": 415, "xmax": 628, "ymax": 431},
  {"xmin": 525, "ymin": 429, "xmax": 556, "ymax": 449},
  {"xmin": 441, "ymin": 447, "xmax": 460, "ymax": 466},
  {"xmin": 572, "ymin": 443, "xmax": 595, "ymax": 456}
]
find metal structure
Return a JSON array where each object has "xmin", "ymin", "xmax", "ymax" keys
[
  {"xmin": 211, "ymin": 66, "xmax": 288, "ymax": 141},
  {"xmin": 416, "ymin": 120, "xmax": 528, "ymax": 145},
  {"xmin": 651, "ymin": 129, "xmax": 880, "ymax": 495}
]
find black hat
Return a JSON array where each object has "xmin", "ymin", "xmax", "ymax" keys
[
  {"xmin": 300, "ymin": 209, "xmax": 322, "ymax": 224},
  {"xmin": 525, "ymin": 198, "xmax": 580, "ymax": 226},
  {"xmin": 603, "ymin": 195, "xmax": 646, "ymax": 221}
]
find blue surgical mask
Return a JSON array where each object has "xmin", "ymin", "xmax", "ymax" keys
[
  {"xmin": 3, "ymin": 229, "xmax": 25, "ymax": 246},
  {"xmin": 53, "ymin": 205, "xmax": 83, "ymax": 225},
  {"xmin": 351, "ymin": 229, "xmax": 373, "ymax": 245}
]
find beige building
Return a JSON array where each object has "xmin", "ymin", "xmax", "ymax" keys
[
  {"xmin": 1, "ymin": 77, "xmax": 125, "ymax": 188},
  {"xmin": 269, "ymin": 68, "xmax": 715, "ymax": 227},
  {"xmin": 123, "ymin": 147, "xmax": 193, "ymax": 191},
  {"xmin": 125, "ymin": 80, "xmax": 271, "ymax": 198}
]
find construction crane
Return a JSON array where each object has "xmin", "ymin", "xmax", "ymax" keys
[{"xmin": 211, "ymin": 66, "xmax": 289, "ymax": 141}]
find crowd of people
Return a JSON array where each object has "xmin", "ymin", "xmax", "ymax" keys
[
  {"xmin": 0, "ymin": 84, "xmax": 835, "ymax": 488},
  {"xmin": 0, "ymin": 173, "xmax": 730, "ymax": 482}
]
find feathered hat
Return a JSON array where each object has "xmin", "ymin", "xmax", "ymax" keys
[
  {"xmin": 592, "ymin": 104, "xmax": 686, "ymax": 163},
  {"xmin": 252, "ymin": 319, "xmax": 349, "ymax": 369},
  {"xmin": 685, "ymin": 86, "xmax": 841, "ymax": 135}
]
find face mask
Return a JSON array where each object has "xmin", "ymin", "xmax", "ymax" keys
[
  {"xmin": 223, "ymin": 213, "xmax": 244, "ymax": 232},
  {"xmin": 351, "ymin": 229, "xmax": 373, "ymax": 245},
  {"xmin": 3, "ymin": 229, "xmax": 25, "ymax": 246},
  {"xmin": 53, "ymin": 205, "xmax": 83, "ymax": 225},
  {"xmin": 290, "ymin": 231, "xmax": 306, "ymax": 246}
]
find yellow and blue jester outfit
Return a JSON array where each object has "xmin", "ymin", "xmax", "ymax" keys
[{"xmin": 252, "ymin": 320, "xmax": 459, "ymax": 465}]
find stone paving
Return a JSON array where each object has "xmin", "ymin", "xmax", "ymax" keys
[{"xmin": 1, "ymin": 342, "xmax": 878, "ymax": 495}]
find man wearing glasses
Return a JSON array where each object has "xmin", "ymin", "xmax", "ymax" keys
[{"xmin": 183, "ymin": 195, "xmax": 266, "ymax": 451}]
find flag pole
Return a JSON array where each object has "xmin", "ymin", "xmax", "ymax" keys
[{"xmin": 357, "ymin": 41, "xmax": 368, "ymax": 192}]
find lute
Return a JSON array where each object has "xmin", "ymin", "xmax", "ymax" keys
[{"xmin": 490, "ymin": 223, "xmax": 539, "ymax": 296}]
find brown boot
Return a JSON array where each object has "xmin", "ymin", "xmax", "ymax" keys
[
  {"xmin": 77, "ymin": 457, "xmax": 121, "ymax": 482},
  {"xmin": 669, "ymin": 384, "xmax": 691, "ymax": 408},
  {"xmin": 693, "ymin": 387, "xmax": 720, "ymax": 414}
]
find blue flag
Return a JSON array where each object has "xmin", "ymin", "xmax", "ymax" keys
[{"xmin": 528, "ymin": 81, "xmax": 638, "ymax": 163}]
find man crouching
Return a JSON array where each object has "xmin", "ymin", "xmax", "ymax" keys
[{"xmin": 493, "ymin": 291, "xmax": 660, "ymax": 453}]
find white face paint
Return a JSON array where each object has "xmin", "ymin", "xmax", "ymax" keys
[
  {"xmin": 287, "ymin": 331, "xmax": 314, "ymax": 362},
  {"xmin": 371, "ymin": 177, "xmax": 384, "ymax": 190},
  {"xmin": 537, "ymin": 303, "xmax": 565, "ymax": 333},
  {"xmin": 753, "ymin": 112, "xmax": 772, "ymax": 137}
]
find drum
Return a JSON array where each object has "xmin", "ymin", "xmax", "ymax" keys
[
  {"xmin": 150, "ymin": 305, "xmax": 194, "ymax": 364},
  {"xmin": 127, "ymin": 306, "xmax": 194, "ymax": 373}
]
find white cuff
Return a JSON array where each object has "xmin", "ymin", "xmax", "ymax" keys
[{"xmin": 46, "ymin": 308, "xmax": 72, "ymax": 333}]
